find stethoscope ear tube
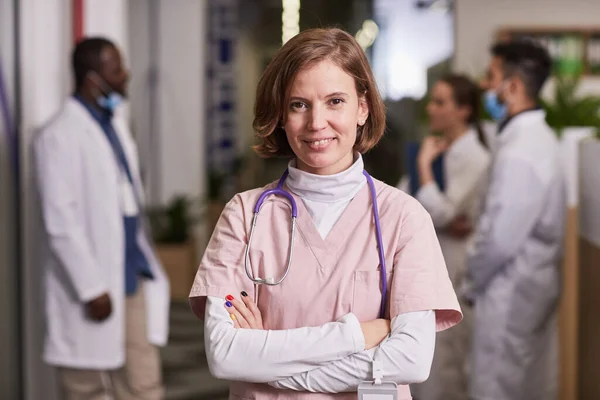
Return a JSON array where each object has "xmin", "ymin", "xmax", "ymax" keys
[{"xmin": 244, "ymin": 211, "xmax": 296, "ymax": 287}]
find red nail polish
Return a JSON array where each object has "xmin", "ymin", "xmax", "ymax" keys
[{"xmin": 226, "ymin": 295, "xmax": 234, "ymax": 301}]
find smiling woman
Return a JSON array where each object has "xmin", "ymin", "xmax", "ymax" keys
[{"xmin": 189, "ymin": 27, "xmax": 462, "ymax": 400}]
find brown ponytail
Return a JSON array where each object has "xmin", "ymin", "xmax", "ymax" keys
[{"xmin": 474, "ymin": 122, "xmax": 488, "ymax": 150}]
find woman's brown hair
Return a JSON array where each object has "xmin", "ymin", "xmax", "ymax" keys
[
  {"xmin": 439, "ymin": 74, "xmax": 488, "ymax": 149},
  {"xmin": 252, "ymin": 28, "xmax": 386, "ymax": 158}
]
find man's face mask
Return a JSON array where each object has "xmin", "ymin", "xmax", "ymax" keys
[
  {"xmin": 483, "ymin": 81, "xmax": 508, "ymax": 121},
  {"xmin": 89, "ymin": 73, "xmax": 123, "ymax": 112}
]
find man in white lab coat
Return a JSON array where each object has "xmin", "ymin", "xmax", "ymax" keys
[
  {"xmin": 34, "ymin": 38, "xmax": 169, "ymax": 399},
  {"xmin": 464, "ymin": 40, "xmax": 566, "ymax": 400}
]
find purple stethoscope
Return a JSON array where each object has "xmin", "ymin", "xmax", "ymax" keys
[{"xmin": 244, "ymin": 169, "xmax": 388, "ymax": 318}]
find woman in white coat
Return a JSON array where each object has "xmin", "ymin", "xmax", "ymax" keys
[
  {"xmin": 34, "ymin": 38, "xmax": 169, "ymax": 399},
  {"xmin": 398, "ymin": 75, "xmax": 491, "ymax": 400}
]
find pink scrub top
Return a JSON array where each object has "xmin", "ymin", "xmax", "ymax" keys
[{"xmin": 190, "ymin": 177, "xmax": 462, "ymax": 399}]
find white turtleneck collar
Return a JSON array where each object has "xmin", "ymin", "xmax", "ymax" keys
[
  {"xmin": 285, "ymin": 154, "xmax": 367, "ymax": 239},
  {"xmin": 286, "ymin": 154, "xmax": 367, "ymax": 204}
]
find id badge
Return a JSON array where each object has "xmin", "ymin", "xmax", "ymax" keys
[{"xmin": 358, "ymin": 381, "xmax": 398, "ymax": 400}]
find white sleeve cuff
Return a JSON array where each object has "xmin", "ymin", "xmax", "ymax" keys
[{"xmin": 337, "ymin": 312, "xmax": 366, "ymax": 353}]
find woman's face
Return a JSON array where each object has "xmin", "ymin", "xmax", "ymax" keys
[
  {"xmin": 426, "ymin": 81, "xmax": 468, "ymax": 133},
  {"xmin": 283, "ymin": 59, "xmax": 369, "ymax": 175}
]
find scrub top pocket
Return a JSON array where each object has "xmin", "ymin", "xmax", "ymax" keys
[{"xmin": 352, "ymin": 270, "xmax": 385, "ymax": 321}]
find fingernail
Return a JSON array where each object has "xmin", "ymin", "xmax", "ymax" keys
[
  {"xmin": 226, "ymin": 295, "xmax": 234, "ymax": 301},
  {"xmin": 225, "ymin": 301, "xmax": 232, "ymax": 307},
  {"xmin": 230, "ymin": 313, "xmax": 236, "ymax": 321},
  {"xmin": 241, "ymin": 291, "xmax": 248, "ymax": 297}
]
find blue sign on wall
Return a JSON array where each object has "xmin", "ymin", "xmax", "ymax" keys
[{"xmin": 207, "ymin": 0, "xmax": 238, "ymax": 200}]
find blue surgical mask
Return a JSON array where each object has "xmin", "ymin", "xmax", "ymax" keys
[
  {"xmin": 97, "ymin": 92, "xmax": 123, "ymax": 112},
  {"xmin": 90, "ymin": 73, "xmax": 123, "ymax": 112},
  {"xmin": 484, "ymin": 89, "xmax": 507, "ymax": 121}
]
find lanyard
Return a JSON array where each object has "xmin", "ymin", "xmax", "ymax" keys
[{"xmin": 357, "ymin": 349, "xmax": 398, "ymax": 399}]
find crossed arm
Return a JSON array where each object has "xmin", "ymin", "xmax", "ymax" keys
[{"xmin": 203, "ymin": 295, "xmax": 435, "ymax": 392}]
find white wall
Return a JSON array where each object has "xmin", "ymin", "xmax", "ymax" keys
[
  {"xmin": 0, "ymin": 0, "xmax": 16, "ymax": 110},
  {"xmin": 127, "ymin": 0, "xmax": 207, "ymax": 210},
  {"xmin": 19, "ymin": 0, "xmax": 71, "ymax": 398},
  {"xmin": 127, "ymin": 0, "xmax": 154, "ymax": 195},
  {"xmin": 85, "ymin": 0, "xmax": 129, "ymax": 54},
  {"xmin": 156, "ymin": 0, "xmax": 206, "ymax": 206},
  {"xmin": 128, "ymin": 0, "xmax": 206, "ymax": 208},
  {"xmin": 453, "ymin": 0, "xmax": 600, "ymax": 96},
  {"xmin": 579, "ymin": 138, "xmax": 600, "ymax": 247}
]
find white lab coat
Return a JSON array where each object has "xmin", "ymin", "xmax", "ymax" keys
[
  {"xmin": 464, "ymin": 110, "xmax": 565, "ymax": 400},
  {"xmin": 398, "ymin": 129, "xmax": 491, "ymax": 400},
  {"xmin": 34, "ymin": 98, "xmax": 170, "ymax": 369}
]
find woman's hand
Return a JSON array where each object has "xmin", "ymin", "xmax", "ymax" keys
[
  {"xmin": 360, "ymin": 319, "xmax": 391, "ymax": 350},
  {"xmin": 224, "ymin": 292, "xmax": 264, "ymax": 329},
  {"xmin": 418, "ymin": 136, "xmax": 448, "ymax": 166},
  {"xmin": 223, "ymin": 292, "xmax": 391, "ymax": 349}
]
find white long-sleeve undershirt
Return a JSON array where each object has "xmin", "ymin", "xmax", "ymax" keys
[{"xmin": 205, "ymin": 297, "xmax": 435, "ymax": 387}]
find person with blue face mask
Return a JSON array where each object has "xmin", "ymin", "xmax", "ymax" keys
[
  {"xmin": 481, "ymin": 41, "xmax": 547, "ymax": 125},
  {"xmin": 33, "ymin": 37, "xmax": 169, "ymax": 399},
  {"xmin": 483, "ymin": 83, "xmax": 507, "ymax": 121},
  {"xmin": 89, "ymin": 72, "xmax": 125, "ymax": 113},
  {"xmin": 463, "ymin": 40, "xmax": 566, "ymax": 400}
]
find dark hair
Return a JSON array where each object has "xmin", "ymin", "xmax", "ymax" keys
[
  {"xmin": 72, "ymin": 37, "xmax": 115, "ymax": 90},
  {"xmin": 491, "ymin": 39, "xmax": 552, "ymax": 100},
  {"xmin": 252, "ymin": 28, "xmax": 386, "ymax": 158},
  {"xmin": 439, "ymin": 74, "xmax": 487, "ymax": 149}
]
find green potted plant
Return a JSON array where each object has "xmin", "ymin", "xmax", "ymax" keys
[
  {"xmin": 206, "ymin": 155, "xmax": 248, "ymax": 232},
  {"xmin": 147, "ymin": 196, "xmax": 201, "ymax": 243},
  {"xmin": 538, "ymin": 75, "xmax": 600, "ymax": 222},
  {"xmin": 207, "ymin": 168, "xmax": 227, "ymax": 233},
  {"xmin": 147, "ymin": 196, "xmax": 202, "ymax": 301},
  {"xmin": 541, "ymin": 75, "xmax": 600, "ymax": 137}
]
